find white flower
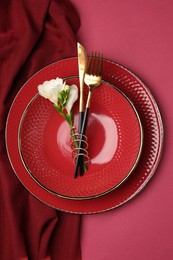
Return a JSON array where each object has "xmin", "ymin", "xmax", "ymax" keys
[{"xmin": 38, "ymin": 77, "xmax": 78, "ymax": 114}]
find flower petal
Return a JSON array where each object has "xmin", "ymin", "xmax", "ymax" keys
[
  {"xmin": 65, "ymin": 84, "xmax": 78, "ymax": 114},
  {"xmin": 38, "ymin": 77, "xmax": 64, "ymax": 105}
]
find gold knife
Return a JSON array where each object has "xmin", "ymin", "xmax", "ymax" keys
[{"xmin": 76, "ymin": 42, "xmax": 87, "ymax": 177}]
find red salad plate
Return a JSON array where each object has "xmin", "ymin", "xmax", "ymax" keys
[
  {"xmin": 6, "ymin": 58, "xmax": 163, "ymax": 214},
  {"xmin": 19, "ymin": 79, "xmax": 143, "ymax": 199}
]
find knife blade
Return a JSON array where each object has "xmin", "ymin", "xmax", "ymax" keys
[{"xmin": 77, "ymin": 42, "xmax": 87, "ymax": 126}]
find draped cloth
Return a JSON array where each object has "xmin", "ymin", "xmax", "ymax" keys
[{"xmin": 0, "ymin": 0, "xmax": 82, "ymax": 259}]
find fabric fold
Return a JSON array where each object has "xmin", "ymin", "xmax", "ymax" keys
[{"xmin": 0, "ymin": 1, "xmax": 81, "ymax": 259}]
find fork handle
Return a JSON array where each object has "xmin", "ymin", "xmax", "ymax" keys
[
  {"xmin": 74, "ymin": 107, "xmax": 90, "ymax": 178},
  {"xmin": 78, "ymin": 111, "xmax": 84, "ymax": 176},
  {"xmin": 78, "ymin": 111, "xmax": 84, "ymax": 133},
  {"xmin": 81, "ymin": 107, "xmax": 89, "ymax": 134},
  {"xmin": 80, "ymin": 90, "xmax": 92, "ymax": 135}
]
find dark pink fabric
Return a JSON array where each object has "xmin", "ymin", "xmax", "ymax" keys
[{"xmin": 0, "ymin": 0, "xmax": 81, "ymax": 259}]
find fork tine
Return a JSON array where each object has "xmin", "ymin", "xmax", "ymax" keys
[
  {"xmin": 91, "ymin": 51, "xmax": 97, "ymax": 75},
  {"xmin": 94, "ymin": 52, "xmax": 99, "ymax": 75},
  {"xmin": 87, "ymin": 52, "xmax": 94, "ymax": 74},
  {"xmin": 87, "ymin": 51, "xmax": 103, "ymax": 76},
  {"xmin": 97, "ymin": 53, "xmax": 103, "ymax": 76}
]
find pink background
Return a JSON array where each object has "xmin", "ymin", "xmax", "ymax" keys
[{"xmin": 71, "ymin": 0, "xmax": 173, "ymax": 260}]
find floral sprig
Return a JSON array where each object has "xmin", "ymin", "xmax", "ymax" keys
[
  {"xmin": 38, "ymin": 77, "xmax": 78, "ymax": 131},
  {"xmin": 38, "ymin": 77, "xmax": 87, "ymax": 172}
]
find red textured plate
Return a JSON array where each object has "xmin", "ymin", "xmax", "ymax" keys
[
  {"xmin": 6, "ymin": 58, "xmax": 163, "ymax": 213},
  {"xmin": 18, "ymin": 79, "xmax": 142, "ymax": 199}
]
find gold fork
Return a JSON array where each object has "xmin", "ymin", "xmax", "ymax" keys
[{"xmin": 74, "ymin": 52, "xmax": 103, "ymax": 178}]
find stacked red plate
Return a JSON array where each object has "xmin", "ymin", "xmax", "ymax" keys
[{"xmin": 6, "ymin": 58, "xmax": 163, "ymax": 214}]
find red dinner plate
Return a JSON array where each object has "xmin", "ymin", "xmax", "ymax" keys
[
  {"xmin": 18, "ymin": 79, "xmax": 142, "ymax": 199},
  {"xmin": 6, "ymin": 58, "xmax": 163, "ymax": 213}
]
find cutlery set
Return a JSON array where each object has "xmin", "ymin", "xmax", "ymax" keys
[{"xmin": 74, "ymin": 43, "xmax": 103, "ymax": 178}]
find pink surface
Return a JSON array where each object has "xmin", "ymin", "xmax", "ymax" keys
[{"xmin": 71, "ymin": 0, "xmax": 173, "ymax": 259}]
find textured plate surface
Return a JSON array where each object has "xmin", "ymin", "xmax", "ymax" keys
[
  {"xmin": 6, "ymin": 57, "xmax": 163, "ymax": 213},
  {"xmin": 19, "ymin": 78, "xmax": 142, "ymax": 199}
]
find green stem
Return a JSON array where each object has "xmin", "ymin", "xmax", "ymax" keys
[{"xmin": 54, "ymin": 104, "xmax": 87, "ymax": 172}]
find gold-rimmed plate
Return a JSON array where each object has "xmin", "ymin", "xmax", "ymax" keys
[
  {"xmin": 5, "ymin": 58, "xmax": 163, "ymax": 213},
  {"xmin": 15, "ymin": 77, "xmax": 143, "ymax": 200}
]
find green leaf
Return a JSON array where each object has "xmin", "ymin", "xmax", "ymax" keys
[
  {"xmin": 54, "ymin": 104, "xmax": 61, "ymax": 113},
  {"xmin": 58, "ymin": 88, "xmax": 70, "ymax": 107}
]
